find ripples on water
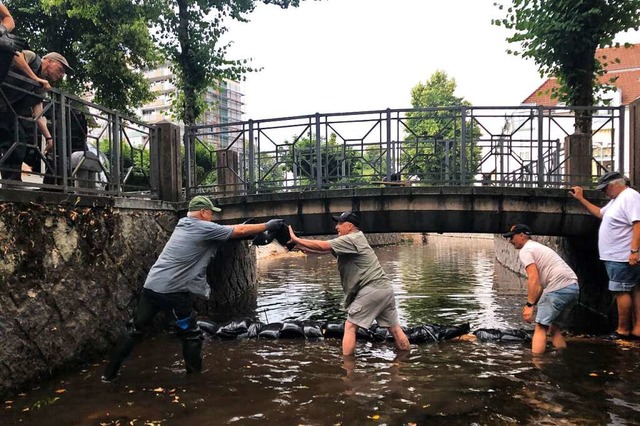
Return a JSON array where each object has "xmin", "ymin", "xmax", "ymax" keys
[{"xmin": 3, "ymin": 237, "xmax": 640, "ymax": 425}]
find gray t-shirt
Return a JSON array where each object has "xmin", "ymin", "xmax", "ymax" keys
[
  {"xmin": 519, "ymin": 240, "xmax": 578, "ymax": 293},
  {"xmin": 143, "ymin": 217, "xmax": 233, "ymax": 298},
  {"xmin": 328, "ymin": 231, "xmax": 390, "ymax": 307}
]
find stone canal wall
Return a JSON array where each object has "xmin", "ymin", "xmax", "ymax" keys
[{"xmin": 0, "ymin": 195, "xmax": 177, "ymax": 396}]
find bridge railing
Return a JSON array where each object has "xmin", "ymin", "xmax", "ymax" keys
[
  {"xmin": 0, "ymin": 71, "xmax": 157, "ymax": 196},
  {"xmin": 185, "ymin": 105, "xmax": 625, "ymax": 196}
]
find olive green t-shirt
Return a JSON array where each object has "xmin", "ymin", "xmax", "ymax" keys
[{"xmin": 328, "ymin": 231, "xmax": 390, "ymax": 307}]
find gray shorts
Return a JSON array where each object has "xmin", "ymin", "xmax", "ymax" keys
[{"xmin": 346, "ymin": 284, "xmax": 400, "ymax": 329}]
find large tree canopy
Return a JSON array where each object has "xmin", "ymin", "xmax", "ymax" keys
[
  {"xmin": 403, "ymin": 70, "xmax": 481, "ymax": 184},
  {"xmin": 155, "ymin": 0, "xmax": 302, "ymax": 126},
  {"xmin": 7, "ymin": 0, "xmax": 162, "ymax": 114},
  {"xmin": 7, "ymin": 0, "xmax": 306, "ymax": 120},
  {"xmin": 494, "ymin": 0, "xmax": 640, "ymax": 132}
]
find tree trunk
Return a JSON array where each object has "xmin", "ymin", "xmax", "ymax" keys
[
  {"xmin": 176, "ymin": 0, "xmax": 196, "ymax": 127},
  {"xmin": 196, "ymin": 241, "xmax": 258, "ymax": 322}
]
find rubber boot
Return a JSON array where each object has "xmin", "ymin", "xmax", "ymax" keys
[
  {"xmin": 181, "ymin": 327, "xmax": 203, "ymax": 374},
  {"xmin": 102, "ymin": 331, "xmax": 139, "ymax": 382}
]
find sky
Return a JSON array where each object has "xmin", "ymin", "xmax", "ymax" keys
[
  {"xmin": 223, "ymin": 0, "xmax": 536, "ymax": 120},
  {"xmin": 225, "ymin": 0, "xmax": 639, "ymax": 121}
]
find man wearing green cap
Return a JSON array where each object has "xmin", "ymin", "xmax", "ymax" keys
[{"xmin": 102, "ymin": 195, "xmax": 285, "ymax": 382}]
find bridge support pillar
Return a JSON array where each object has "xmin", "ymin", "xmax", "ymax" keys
[
  {"xmin": 151, "ymin": 122, "xmax": 182, "ymax": 202},
  {"xmin": 565, "ymin": 133, "xmax": 592, "ymax": 186},
  {"xmin": 196, "ymin": 240, "xmax": 257, "ymax": 321},
  {"xmin": 217, "ymin": 150, "xmax": 243, "ymax": 195}
]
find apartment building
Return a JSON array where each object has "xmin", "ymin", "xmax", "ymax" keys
[{"xmin": 140, "ymin": 64, "xmax": 244, "ymax": 149}]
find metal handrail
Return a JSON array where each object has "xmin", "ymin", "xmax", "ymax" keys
[
  {"xmin": 0, "ymin": 70, "xmax": 157, "ymax": 197},
  {"xmin": 185, "ymin": 105, "xmax": 625, "ymax": 197}
]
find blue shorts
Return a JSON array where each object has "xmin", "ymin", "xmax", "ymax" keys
[
  {"xmin": 535, "ymin": 283, "xmax": 579, "ymax": 327},
  {"xmin": 604, "ymin": 261, "xmax": 640, "ymax": 292}
]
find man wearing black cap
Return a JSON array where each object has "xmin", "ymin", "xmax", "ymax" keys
[
  {"xmin": 102, "ymin": 196, "xmax": 286, "ymax": 382},
  {"xmin": 287, "ymin": 211, "xmax": 410, "ymax": 357},
  {"xmin": 503, "ymin": 224, "xmax": 580, "ymax": 353},
  {"xmin": 571, "ymin": 172, "xmax": 640, "ymax": 339}
]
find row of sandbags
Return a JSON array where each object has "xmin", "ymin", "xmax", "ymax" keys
[{"xmin": 197, "ymin": 318, "xmax": 533, "ymax": 343}]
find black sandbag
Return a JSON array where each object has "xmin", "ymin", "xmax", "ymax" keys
[
  {"xmin": 323, "ymin": 322, "xmax": 344, "ymax": 338},
  {"xmin": 258, "ymin": 322, "xmax": 282, "ymax": 339},
  {"xmin": 473, "ymin": 328, "xmax": 532, "ymax": 342},
  {"xmin": 369, "ymin": 324, "xmax": 390, "ymax": 341},
  {"xmin": 500, "ymin": 328, "xmax": 533, "ymax": 342},
  {"xmin": 251, "ymin": 223, "xmax": 296, "ymax": 250},
  {"xmin": 437, "ymin": 323, "xmax": 471, "ymax": 341},
  {"xmin": 356, "ymin": 327, "xmax": 373, "ymax": 340},
  {"xmin": 473, "ymin": 329, "xmax": 503, "ymax": 341},
  {"xmin": 197, "ymin": 319, "xmax": 219, "ymax": 336},
  {"xmin": 303, "ymin": 322, "xmax": 324, "ymax": 339},
  {"xmin": 407, "ymin": 325, "xmax": 439, "ymax": 343},
  {"xmin": 273, "ymin": 226, "xmax": 296, "ymax": 250},
  {"xmin": 0, "ymin": 33, "xmax": 28, "ymax": 55},
  {"xmin": 280, "ymin": 321, "xmax": 305, "ymax": 338},
  {"xmin": 251, "ymin": 230, "xmax": 275, "ymax": 246},
  {"xmin": 247, "ymin": 322, "xmax": 265, "ymax": 338},
  {"xmin": 215, "ymin": 317, "xmax": 254, "ymax": 339}
]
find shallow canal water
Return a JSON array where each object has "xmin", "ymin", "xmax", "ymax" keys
[{"xmin": 3, "ymin": 237, "xmax": 640, "ymax": 425}]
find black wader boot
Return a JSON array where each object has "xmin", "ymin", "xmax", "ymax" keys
[{"xmin": 180, "ymin": 321, "xmax": 203, "ymax": 374}]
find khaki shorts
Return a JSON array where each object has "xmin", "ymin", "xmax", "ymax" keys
[{"xmin": 346, "ymin": 284, "xmax": 400, "ymax": 329}]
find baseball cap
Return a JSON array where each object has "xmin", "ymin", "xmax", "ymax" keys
[
  {"xmin": 331, "ymin": 211, "xmax": 360, "ymax": 227},
  {"xmin": 43, "ymin": 52, "xmax": 74, "ymax": 74},
  {"xmin": 595, "ymin": 170, "xmax": 623, "ymax": 191},
  {"xmin": 502, "ymin": 224, "xmax": 532, "ymax": 238},
  {"xmin": 188, "ymin": 195, "xmax": 221, "ymax": 212}
]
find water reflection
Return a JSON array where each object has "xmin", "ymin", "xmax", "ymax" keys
[
  {"xmin": 257, "ymin": 237, "xmax": 523, "ymax": 329},
  {"xmin": 3, "ymin": 239, "xmax": 640, "ymax": 425}
]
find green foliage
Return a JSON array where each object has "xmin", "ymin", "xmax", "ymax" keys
[
  {"xmin": 190, "ymin": 142, "xmax": 218, "ymax": 187},
  {"xmin": 255, "ymin": 149, "xmax": 286, "ymax": 191},
  {"xmin": 98, "ymin": 138, "xmax": 151, "ymax": 190},
  {"xmin": 7, "ymin": 0, "xmax": 161, "ymax": 114},
  {"xmin": 494, "ymin": 0, "xmax": 640, "ymax": 132},
  {"xmin": 403, "ymin": 71, "xmax": 481, "ymax": 184},
  {"xmin": 281, "ymin": 133, "xmax": 363, "ymax": 188},
  {"xmin": 154, "ymin": 0, "xmax": 302, "ymax": 126}
]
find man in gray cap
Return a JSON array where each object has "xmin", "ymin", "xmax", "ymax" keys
[
  {"xmin": 0, "ymin": 49, "xmax": 72, "ymax": 181},
  {"xmin": 102, "ymin": 196, "xmax": 286, "ymax": 382},
  {"xmin": 571, "ymin": 171, "xmax": 640, "ymax": 339},
  {"xmin": 287, "ymin": 211, "xmax": 410, "ymax": 358}
]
